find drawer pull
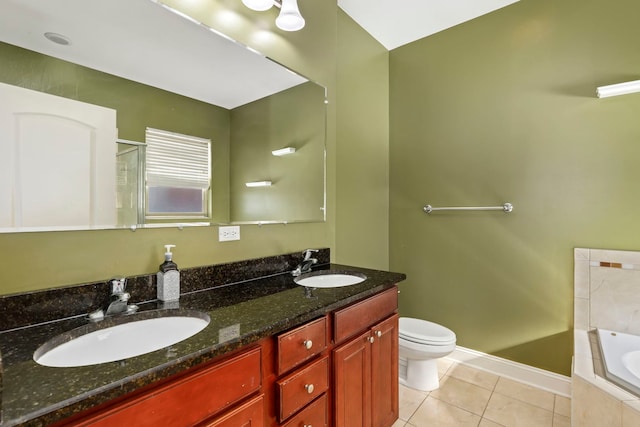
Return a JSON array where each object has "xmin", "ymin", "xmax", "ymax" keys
[
  {"xmin": 368, "ymin": 336, "xmax": 375, "ymax": 344},
  {"xmin": 303, "ymin": 339, "xmax": 313, "ymax": 350},
  {"xmin": 375, "ymin": 330, "xmax": 382, "ymax": 338},
  {"xmin": 305, "ymin": 383, "xmax": 315, "ymax": 394},
  {"xmin": 304, "ymin": 425, "xmax": 313, "ymax": 427}
]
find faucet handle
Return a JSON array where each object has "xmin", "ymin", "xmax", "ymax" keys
[
  {"xmin": 110, "ymin": 277, "xmax": 127, "ymax": 295},
  {"xmin": 302, "ymin": 249, "xmax": 319, "ymax": 260}
]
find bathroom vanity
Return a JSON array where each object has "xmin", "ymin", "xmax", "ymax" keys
[{"xmin": 0, "ymin": 249, "xmax": 405, "ymax": 426}]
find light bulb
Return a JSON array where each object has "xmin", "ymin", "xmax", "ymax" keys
[
  {"xmin": 276, "ymin": 0, "xmax": 305, "ymax": 31},
  {"xmin": 242, "ymin": 0, "xmax": 273, "ymax": 12}
]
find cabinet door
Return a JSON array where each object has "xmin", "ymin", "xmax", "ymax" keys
[
  {"xmin": 70, "ymin": 348, "xmax": 262, "ymax": 427},
  {"xmin": 371, "ymin": 314, "xmax": 399, "ymax": 427},
  {"xmin": 333, "ymin": 331, "xmax": 371, "ymax": 427},
  {"xmin": 203, "ymin": 394, "xmax": 264, "ymax": 427}
]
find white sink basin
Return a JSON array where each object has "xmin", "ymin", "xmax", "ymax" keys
[
  {"xmin": 34, "ymin": 312, "xmax": 210, "ymax": 367},
  {"xmin": 294, "ymin": 272, "xmax": 366, "ymax": 288}
]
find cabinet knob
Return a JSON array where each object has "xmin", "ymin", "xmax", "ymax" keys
[
  {"xmin": 304, "ymin": 425, "xmax": 313, "ymax": 427},
  {"xmin": 368, "ymin": 336, "xmax": 375, "ymax": 344},
  {"xmin": 305, "ymin": 383, "xmax": 315, "ymax": 394},
  {"xmin": 303, "ymin": 339, "xmax": 313, "ymax": 350},
  {"xmin": 375, "ymin": 330, "xmax": 382, "ymax": 338}
]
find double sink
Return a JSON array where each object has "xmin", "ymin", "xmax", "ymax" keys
[{"xmin": 33, "ymin": 271, "xmax": 366, "ymax": 368}]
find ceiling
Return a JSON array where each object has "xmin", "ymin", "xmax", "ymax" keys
[
  {"xmin": 0, "ymin": 0, "xmax": 306, "ymax": 109},
  {"xmin": 0, "ymin": 0, "xmax": 521, "ymax": 108},
  {"xmin": 338, "ymin": 0, "xmax": 520, "ymax": 50}
]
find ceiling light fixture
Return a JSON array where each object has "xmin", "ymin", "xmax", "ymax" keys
[
  {"xmin": 44, "ymin": 32, "xmax": 72, "ymax": 46},
  {"xmin": 596, "ymin": 80, "xmax": 640, "ymax": 98},
  {"xmin": 242, "ymin": 0, "xmax": 305, "ymax": 32},
  {"xmin": 242, "ymin": 0, "xmax": 273, "ymax": 12},
  {"xmin": 271, "ymin": 147, "xmax": 296, "ymax": 156}
]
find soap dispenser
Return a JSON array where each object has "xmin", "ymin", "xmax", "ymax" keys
[{"xmin": 157, "ymin": 244, "xmax": 180, "ymax": 302}]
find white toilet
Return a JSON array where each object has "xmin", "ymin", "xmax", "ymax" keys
[{"xmin": 398, "ymin": 317, "xmax": 456, "ymax": 391}]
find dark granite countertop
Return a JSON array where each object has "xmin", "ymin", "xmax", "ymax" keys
[{"xmin": 0, "ymin": 263, "xmax": 405, "ymax": 427}]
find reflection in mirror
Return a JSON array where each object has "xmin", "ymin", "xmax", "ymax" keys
[{"xmin": 0, "ymin": 0, "xmax": 326, "ymax": 233}]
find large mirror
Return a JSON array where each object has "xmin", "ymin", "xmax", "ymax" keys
[{"xmin": 0, "ymin": 0, "xmax": 326, "ymax": 232}]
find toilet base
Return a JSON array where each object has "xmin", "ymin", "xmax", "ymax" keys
[{"xmin": 401, "ymin": 357, "xmax": 440, "ymax": 391}]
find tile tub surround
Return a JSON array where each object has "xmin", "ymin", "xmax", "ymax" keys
[
  {"xmin": 0, "ymin": 248, "xmax": 330, "ymax": 331},
  {"xmin": 573, "ymin": 248, "xmax": 640, "ymax": 426},
  {"xmin": 0, "ymin": 257, "xmax": 404, "ymax": 426}
]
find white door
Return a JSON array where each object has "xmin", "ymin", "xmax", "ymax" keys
[{"xmin": 0, "ymin": 82, "xmax": 117, "ymax": 230}]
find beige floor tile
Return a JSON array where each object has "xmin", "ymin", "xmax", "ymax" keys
[
  {"xmin": 399, "ymin": 384, "xmax": 429, "ymax": 421},
  {"xmin": 553, "ymin": 413, "xmax": 571, "ymax": 427},
  {"xmin": 553, "ymin": 395, "xmax": 571, "ymax": 417},
  {"xmin": 431, "ymin": 375, "xmax": 492, "ymax": 416},
  {"xmin": 409, "ymin": 396, "xmax": 482, "ymax": 427},
  {"xmin": 494, "ymin": 377, "xmax": 555, "ymax": 411},
  {"xmin": 438, "ymin": 357, "xmax": 454, "ymax": 378},
  {"xmin": 448, "ymin": 363, "xmax": 500, "ymax": 391},
  {"xmin": 479, "ymin": 418, "xmax": 505, "ymax": 427},
  {"xmin": 392, "ymin": 419, "xmax": 407, "ymax": 427},
  {"xmin": 483, "ymin": 393, "xmax": 554, "ymax": 427}
]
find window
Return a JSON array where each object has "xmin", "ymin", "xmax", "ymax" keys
[{"xmin": 145, "ymin": 127, "xmax": 211, "ymax": 219}]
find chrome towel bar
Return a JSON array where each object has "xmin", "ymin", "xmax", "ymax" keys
[{"xmin": 423, "ymin": 203, "xmax": 513, "ymax": 214}]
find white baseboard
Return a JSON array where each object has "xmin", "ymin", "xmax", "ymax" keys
[{"xmin": 446, "ymin": 346, "xmax": 572, "ymax": 397}]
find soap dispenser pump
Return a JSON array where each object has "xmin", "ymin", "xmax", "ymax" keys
[{"xmin": 157, "ymin": 244, "xmax": 180, "ymax": 302}]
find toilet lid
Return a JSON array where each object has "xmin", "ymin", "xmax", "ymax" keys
[{"xmin": 399, "ymin": 317, "xmax": 456, "ymax": 345}]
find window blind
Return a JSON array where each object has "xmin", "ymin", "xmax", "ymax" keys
[{"xmin": 145, "ymin": 127, "xmax": 211, "ymax": 189}]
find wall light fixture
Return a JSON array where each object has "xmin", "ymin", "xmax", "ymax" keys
[
  {"xmin": 245, "ymin": 181, "xmax": 272, "ymax": 187},
  {"xmin": 271, "ymin": 147, "xmax": 296, "ymax": 156},
  {"xmin": 596, "ymin": 80, "xmax": 640, "ymax": 98},
  {"xmin": 242, "ymin": 0, "xmax": 305, "ymax": 32}
]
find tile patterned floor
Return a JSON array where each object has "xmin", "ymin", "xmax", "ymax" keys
[{"xmin": 394, "ymin": 359, "xmax": 571, "ymax": 427}]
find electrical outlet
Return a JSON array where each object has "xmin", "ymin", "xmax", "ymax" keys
[{"xmin": 218, "ymin": 225, "xmax": 240, "ymax": 242}]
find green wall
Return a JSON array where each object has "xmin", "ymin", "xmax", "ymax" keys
[
  {"xmin": 335, "ymin": 11, "xmax": 390, "ymax": 269},
  {"xmin": 390, "ymin": 0, "xmax": 640, "ymax": 375},
  {"xmin": 230, "ymin": 82, "xmax": 326, "ymax": 223},
  {"xmin": 0, "ymin": 0, "xmax": 338, "ymax": 296}
]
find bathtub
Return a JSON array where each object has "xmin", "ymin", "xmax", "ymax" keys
[{"xmin": 597, "ymin": 328, "xmax": 640, "ymax": 396}]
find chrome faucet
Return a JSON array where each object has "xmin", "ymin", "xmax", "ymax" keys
[
  {"xmin": 106, "ymin": 278, "xmax": 138, "ymax": 316},
  {"xmin": 292, "ymin": 249, "xmax": 319, "ymax": 276},
  {"xmin": 88, "ymin": 278, "xmax": 138, "ymax": 321}
]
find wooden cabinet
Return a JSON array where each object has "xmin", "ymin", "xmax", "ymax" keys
[
  {"xmin": 277, "ymin": 356, "xmax": 329, "ymax": 421},
  {"xmin": 333, "ymin": 287, "xmax": 399, "ymax": 427},
  {"xmin": 334, "ymin": 315, "xmax": 398, "ymax": 427},
  {"xmin": 66, "ymin": 347, "xmax": 262, "ymax": 427},
  {"xmin": 277, "ymin": 316, "xmax": 327, "ymax": 375},
  {"xmin": 334, "ymin": 330, "xmax": 372, "ymax": 427},
  {"xmin": 280, "ymin": 394, "xmax": 327, "ymax": 427},
  {"xmin": 370, "ymin": 315, "xmax": 399, "ymax": 427},
  {"xmin": 202, "ymin": 394, "xmax": 264, "ymax": 427},
  {"xmin": 59, "ymin": 286, "xmax": 399, "ymax": 427},
  {"xmin": 275, "ymin": 316, "xmax": 329, "ymax": 426}
]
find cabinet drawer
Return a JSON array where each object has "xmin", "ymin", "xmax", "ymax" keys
[
  {"xmin": 277, "ymin": 356, "xmax": 329, "ymax": 422},
  {"xmin": 74, "ymin": 347, "xmax": 262, "ymax": 427},
  {"xmin": 203, "ymin": 394, "xmax": 264, "ymax": 427},
  {"xmin": 277, "ymin": 316, "xmax": 327, "ymax": 375},
  {"xmin": 280, "ymin": 394, "xmax": 327, "ymax": 427},
  {"xmin": 333, "ymin": 286, "xmax": 398, "ymax": 344}
]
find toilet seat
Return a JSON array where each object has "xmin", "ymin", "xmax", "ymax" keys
[{"xmin": 399, "ymin": 317, "xmax": 456, "ymax": 346}]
